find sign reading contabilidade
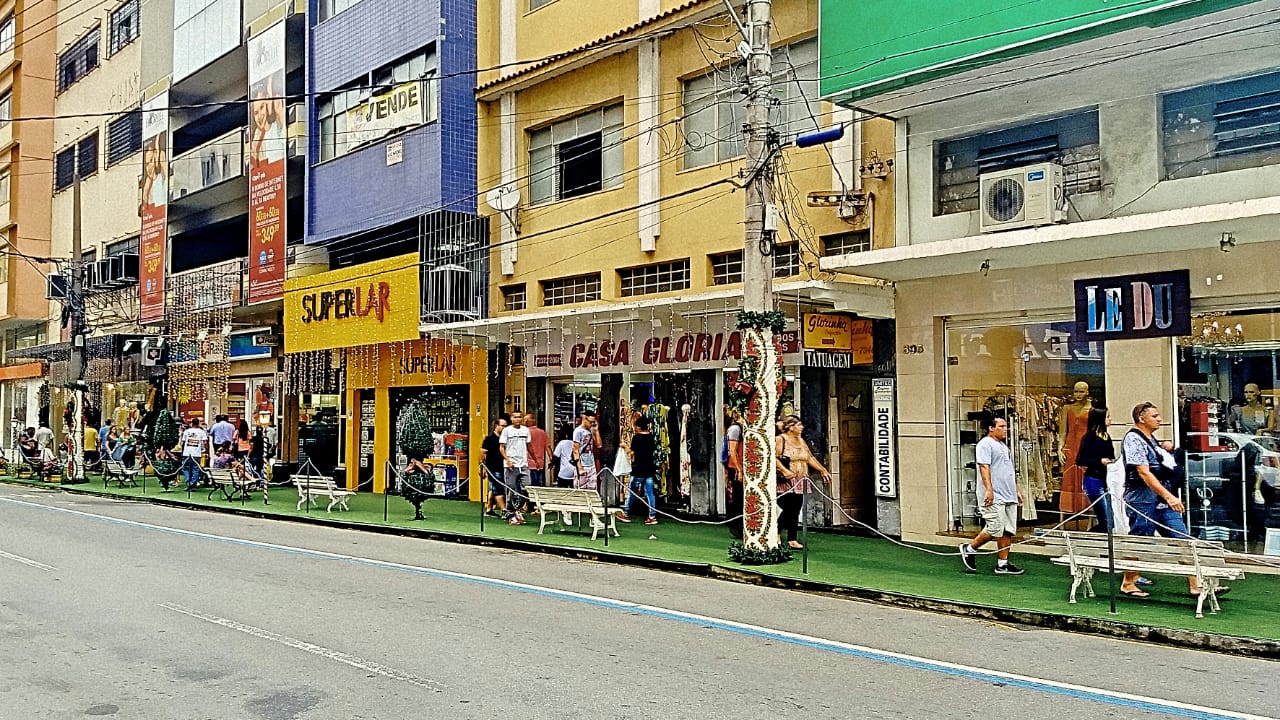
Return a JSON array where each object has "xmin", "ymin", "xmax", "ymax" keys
[{"xmin": 283, "ymin": 253, "xmax": 420, "ymax": 353}]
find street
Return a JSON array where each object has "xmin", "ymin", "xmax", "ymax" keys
[{"xmin": 0, "ymin": 484, "xmax": 1275, "ymax": 720}]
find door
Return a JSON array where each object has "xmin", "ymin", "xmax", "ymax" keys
[{"xmin": 835, "ymin": 373, "xmax": 875, "ymax": 527}]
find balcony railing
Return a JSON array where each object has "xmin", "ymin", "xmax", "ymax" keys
[{"xmin": 170, "ymin": 129, "xmax": 245, "ymax": 201}]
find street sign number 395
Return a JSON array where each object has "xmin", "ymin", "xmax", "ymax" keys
[{"xmin": 902, "ymin": 344, "xmax": 925, "ymax": 354}]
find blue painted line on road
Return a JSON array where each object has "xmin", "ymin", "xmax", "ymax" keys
[{"xmin": 3, "ymin": 495, "xmax": 1272, "ymax": 720}]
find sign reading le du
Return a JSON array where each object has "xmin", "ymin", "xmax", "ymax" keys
[
  {"xmin": 283, "ymin": 253, "xmax": 421, "ymax": 353},
  {"xmin": 1074, "ymin": 270, "xmax": 1191, "ymax": 342}
]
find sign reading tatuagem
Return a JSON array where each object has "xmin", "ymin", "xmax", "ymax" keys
[{"xmin": 283, "ymin": 253, "xmax": 421, "ymax": 353}]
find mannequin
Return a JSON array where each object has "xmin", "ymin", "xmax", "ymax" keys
[
  {"xmin": 112, "ymin": 400, "xmax": 131, "ymax": 431},
  {"xmin": 1234, "ymin": 383, "xmax": 1273, "ymax": 435},
  {"xmin": 1057, "ymin": 381, "xmax": 1092, "ymax": 515}
]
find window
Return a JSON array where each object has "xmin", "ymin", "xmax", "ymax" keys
[
  {"xmin": 54, "ymin": 132, "xmax": 100, "ymax": 191},
  {"xmin": 106, "ymin": 110, "xmax": 142, "ymax": 166},
  {"xmin": 317, "ymin": 46, "xmax": 437, "ymax": 162},
  {"xmin": 0, "ymin": 92, "xmax": 10, "ymax": 128},
  {"xmin": 320, "ymin": 0, "xmax": 364, "ymax": 21},
  {"xmin": 541, "ymin": 273, "xmax": 600, "ymax": 306},
  {"xmin": 822, "ymin": 230, "xmax": 870, "ymax": 256},
  {"xmin": 683, "ymin": 38, "xmax": 820, "ymax": 168},
  {"xmin": 109, "ymin": 0, "xmax": 139, "ymax": 55},
  {"xmin": 618, "ymin": 259, "xmax": 690, "ymax": 297},
  {"xmin": 1163, "ymin": 70, "xmax": 1280, "ymax": 180},
  {"xmin": 58, "ymin": 27, "xmax": 101, "ymax": 92},
  {"xmin": 0, "ymin": 15, "xmax": 14, "ymax": 54},
  {"xmin": 106, "ymin": 236, "xmax": 139, "ymax": 257},
  {"xmin": 0, "ymin": 169, "xmax": 9, "ymax": 205},
  {"xmin": 710, "ymin": 251, "xmax": 743, "ymax": 285},
  {"xmin": 528, "ymin": 104, "xmax": 623, "ymax": 204},
  {"xmin": 173, "ymin": 0, "xmax": 239, "ymax": 81},
  {"xmin": 773, "ymin": 243, "xmax": 800, "ymax": 278},
  {"xmin": 935, "ymin": 110, "xmax": 1100, "ymax": 216},
  {"xmin": 529, "ymin": 0, "xmax": 555, "ymax": 9},
  {"xmin": 501, "ymin": 284, "xmax": 527, "ymax": 311}
]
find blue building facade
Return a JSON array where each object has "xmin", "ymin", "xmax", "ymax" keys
[{"xmin": 306, "ymin": 0, "xmax": 479, "ymax": 248}]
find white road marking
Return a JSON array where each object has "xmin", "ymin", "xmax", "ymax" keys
[
  {"xmin": 0, "ymin": 548, "xmax": 55, "ymax": 572},
  {"xmin": 159, "ymin": 602, "xmax": 445, "ymax": 691},
  {"xmin": 2, "ymin": 494, "xmax": 1273, "ymax": 720}
]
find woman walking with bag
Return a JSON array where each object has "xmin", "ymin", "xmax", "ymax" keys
[
  {"xmin": 774, "ymin": 415, "xmax": 832, "ymax": 550},
  {"xmin": 1075, "ymin": 407, "xmax": 1115, "ymax": 533}
]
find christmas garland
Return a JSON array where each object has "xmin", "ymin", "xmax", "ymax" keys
[
  {"xmin": 727, "ymin": 541, "xmax": 793, "ymax": 565},
  {"xmin": 736, "ymin": 310, "xmax": 787, "ymax": 333}
]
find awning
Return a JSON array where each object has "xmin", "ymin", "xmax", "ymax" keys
[{"xmin": 819, "ymin": 196, "xmax": 1280, "ymax": 282}]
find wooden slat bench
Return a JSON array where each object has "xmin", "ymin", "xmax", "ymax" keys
[
  {"xmin": 526, "ymin": 486, "xmax": 619, "ymax": 540},
  {"xmin": 1040, "ymin": 530, "xmax": 1245, "ymax": 618},
  {"xmin": 207, "ymin": 467, "xmax": 251, "ymax": 502},
  {"xmin": 294, "ymin": 474, "xmax": 353, "ymax": 512},
  {"xmin": 102, "ymin": 459, "xmax": 139, "ymax": 488}
]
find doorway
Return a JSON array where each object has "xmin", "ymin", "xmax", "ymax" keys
[{"xmin": 835, "ymin": 373, "xmax": 875, "ymax": 527}]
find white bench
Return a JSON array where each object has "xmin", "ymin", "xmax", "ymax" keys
[
  {"xmin": 294, "ymin": 474, "xmax": 353, "ymax": 512},
  {"xmin": 526, "ymin": 486, "xmax": 619, "ymax": 540},
  {"xmin": 102, "ymin": 459, "xmax": 139, "ymax": 488},
  {"xmin": 1041, "ymin": 530, "xmax": 1245, "ymax": 618}
]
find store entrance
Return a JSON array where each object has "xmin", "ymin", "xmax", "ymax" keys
[{"xmin": 835, "ymin": 373, "xmax": 875, "ymax": 527}]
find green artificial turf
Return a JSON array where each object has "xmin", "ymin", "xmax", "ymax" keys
[{"xmin": 8, "ymin": 474, "xmax": 1279, "ymax": 642}]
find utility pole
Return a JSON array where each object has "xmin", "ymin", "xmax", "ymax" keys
[
  {"xmin": 68, "ymin": 172, "xmax": 85, "ymax": 482},
  {"xmin": 738, "ymin": 0, "xmax": 781, "ymax": 551}
]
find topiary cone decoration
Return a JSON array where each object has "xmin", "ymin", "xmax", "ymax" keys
[
  {"xmin": 147, "ymin": 409, "xmax": 181, "ymax": 479},
  {"xmin": 397, "ymin": 400, "xmax": 437, "ymax": 520}
]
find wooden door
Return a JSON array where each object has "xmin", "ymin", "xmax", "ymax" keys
[{"xmin": 836, "ymin": 373, "xmax": 875, "ymax": 527}]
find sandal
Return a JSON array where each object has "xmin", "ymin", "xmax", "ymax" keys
[
  {"xmin": 787, "ymin": 541, "xmax": 805, "ymax": 550},
  {"xmin": 1120, "ymin": 588, "xmax": 1150, "ymax": 598}
]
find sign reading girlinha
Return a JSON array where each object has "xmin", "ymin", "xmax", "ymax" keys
[
  {"xmin": 1074, "ymin": 270, "xmax": 1191, "ymax": 341},
  {"xmin": 284, "ymin": 253, "xmax": 420, "ymax": 353}
]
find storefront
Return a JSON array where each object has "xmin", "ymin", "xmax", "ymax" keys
[
  {"xmin": 835, "ymin": 242, "xmax": 1280, "ymax": 553},
  {"xmin": 0, "ymin": 362, "xmax": 44, "ymax": 449}
]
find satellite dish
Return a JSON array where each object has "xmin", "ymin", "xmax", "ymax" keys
[{"xmin": 485, "ymin": 184, "xmax": 520, "ymax": 212}]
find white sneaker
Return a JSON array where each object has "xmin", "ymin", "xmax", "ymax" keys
[{"xmin": 1253, "ymin": 490, "xmax": 1266, "ymax": 505}]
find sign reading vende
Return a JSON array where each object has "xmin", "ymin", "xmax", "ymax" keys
[
  {"xmin": 1074, "ymin": 270, "xmax": 1191, "ymax": 341},
  {"xmin": 284, "ymin": 254, "xmax": 421, "ymax": 353}
]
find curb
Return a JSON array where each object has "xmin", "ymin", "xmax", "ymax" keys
[{"xmin": 13, "ymin": 480, "xmax": 1280, "ymax": 660}]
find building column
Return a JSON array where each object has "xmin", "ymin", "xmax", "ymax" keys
[{"xmin": 637, "ymin": 39, "xmax": 660, "ymax": 253}]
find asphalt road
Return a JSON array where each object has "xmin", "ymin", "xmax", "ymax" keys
[{"xmin": 0, "ymin": 484, "xmax": 1275, "ymax": 720}]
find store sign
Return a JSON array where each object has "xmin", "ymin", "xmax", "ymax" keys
[
  {"xmin": 801, "ymin": 313, "xmax": 873, "ymax": 365},
  {"xmin": 347, "ymin": 81, "xmax": 425, "ymax": 152},
  {"xmin": 283, "ymin": 253, "xmax": 420, "ymax": 353},
  {"xmin": 803, "ymin": 313, "xmax": 854, "ymax": 350},
  {"xmin": 527, "ymin": 330, "xmax": 743, "ymax": 377},
  {"xmin": 804, "ymin": 350, "xmax": 853, "ymax": 369},
  {"xmin": 872, "ymin": 378, "xmax": 897, "ymax": 498},
  {"xmin": 1074, "ymin": 270, "xmax": 1191, "ymax": 341}
]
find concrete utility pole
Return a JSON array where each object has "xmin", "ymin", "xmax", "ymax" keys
[
  {"xmin": 738, "ymin": 0, "xmax": 781, "ymax": 551},
  {"xmin": 68, "ymin": 173, "xmax": 85, "ymax": 482}
]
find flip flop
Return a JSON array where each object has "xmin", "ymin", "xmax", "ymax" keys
[
  {"xmin": 1120, "ymin": 589, "xmax": 1151, "ymax": 598},
  {"xmin": 1188, "ymin": 587, "xmax": 1231, "ymax": 598}
]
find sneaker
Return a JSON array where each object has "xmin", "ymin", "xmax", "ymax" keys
[
  {"xmin": 614, "ymin": 512, "xmax": 632, "ymax": 523},
  {"xmin": 994, "ymin": 563, "xmax": 1025, "ymax": 576},
  {"xmin": 1253, "ymin": 490, "xmax": 1266, "ymax": 506},
  {"xmin": 644, "ymin": 517, "xmax": 659, "ymax": 526},
  {"xmin": 958, "ymin": 543, "xmax": 978, "ymax": 573}
]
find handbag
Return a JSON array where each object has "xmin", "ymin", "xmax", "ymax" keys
[{"xmin": 776, "ymin": 436, "xmax": 792, "ymax": 491}]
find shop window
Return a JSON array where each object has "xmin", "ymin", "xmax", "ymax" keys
[
  {"xmin": 946, "ymin": 321, "xmax": 1106, "ymax": 531},
  {"xmin": 58, "ymin": 26, "xmax": 101, "ymax": 93},
  {"xmin": 710, "ymin": 251, "xmax": 743, "ymax": 286},
  {"xmin": 541, "ymin": 273, "xmax": 600, "ymax": 307},
  {"xmin": 320, "ymin": 0, "xmax": 365, "ymax": 21},
  {"xmin": 1176, "ymin": 310, "xmax": 1280, "ymax": 551},
  {"xmin": 501, "ymin": 283, "xmax": 526, "ymax": 311},
  {"xmin": 618, "ymin": 259, "xmax": 690, "ymax": 298},
  {"xmin": 528, "ymin": 104, "xmax": 623, "ymax": 204},
  {"xmin": 683, "ymin": 38, "xmax": 819, "ymax": 169},
  {"xmin": 106, "ymin": 109, "xmax": 142, "ymax": 166},
  {"xmin": 1162, "ymin": 69, "xmax": 1280, "ymax": 180},
  {"xmin": 935, "ymin": 110, "xmax": 1100, "ymax": 216},
  {"xmin": 317, "ymin": 45, "xmax": 437, "ymax": 162},
  {"xmin": 109, "ymin": 0, "xmax": 140, "ymax": 55},
  {"xmin": 822, "ymin": 230, "xmax": 870, "ymax": 256}
]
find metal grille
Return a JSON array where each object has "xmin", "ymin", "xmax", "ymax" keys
[
  {"xmin": 108, "ymin": 0, "xmax": 139, "ymax": 55},
  {"xmin": 618, "ymin": 259, "xmax": 690, "ymax": 298},
  {"xmin": 501, "ymin": 284, "xmax": 527, "ymax": 311},
  {"xmin": 57, "ymin": 27, "xmax": 100, "ymax": 92},
  {"xmin": 106, "ymin": 110, "xmax": 142, "ymax": 166},
  {"xmin": 710, "ymin": 251, "xmax": 743, "ymax": 286},
  {"xmin": 421, "ymin": 211, "xmax": 489, "ymax": 323},
  {"xmin": 542, "ymin": 274, "xmax": 601, "ymax": 307}
]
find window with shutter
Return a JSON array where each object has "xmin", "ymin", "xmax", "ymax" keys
[{"xmin": 1163, "ymin": 69, "xmax": 1280, "ymax": 180}]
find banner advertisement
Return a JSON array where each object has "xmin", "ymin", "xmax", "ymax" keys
[
  {"xmin": 139, "ymin": 90, "xmax": 169, "ymax": 324},
  {"xmin": 345, "ymin": 80, "xmax": 425, "ymax": 154},
  {"xmin": 283, "ymin": 253, "xmax": 421, "ymax": 353},
  {"xmin": 247, "ymin": 20, "xmax": 287, "ymax": 304}
]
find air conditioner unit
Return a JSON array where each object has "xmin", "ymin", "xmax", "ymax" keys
[
  {"xmin": 46, "ymin": 274, "xmax": 68, "ymax": 300},
  {"xmin": 95, "ymin": 257, "xmax": 121, "ymax": 287},
  {"xmin": 116, "ymin": 253, "xmax": 140, "ymax": 283},
  {"xmin": 978, "ymin": 162, "xmax": 1067, "ymax": 233},
  {"xmin": 81, "ymin": 263, "xmax": 99, "ymax": 289}
]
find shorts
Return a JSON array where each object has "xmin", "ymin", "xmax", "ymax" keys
[
  {"xmin": 1127, "ymin": 503, "xmax": 1190, "ymax": 538},
  {"xmin": 980, "ymin": 502, "xmax": 1019, "ymax": 537}
]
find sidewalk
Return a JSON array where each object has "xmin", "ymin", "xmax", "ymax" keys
[{"xmin": 7, "ymin": 475, "xmax": 1279, "ymax": 657}]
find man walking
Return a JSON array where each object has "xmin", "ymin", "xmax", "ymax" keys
[
  {"xmin": 616, "ymin": 416, "xmax": 659, "ymax": 525},
  {"xmin": 209, "ymin": 414, "xmax": 236, "ymax": 451},
  {"xmin": 500, "ymin": 413, "xmax": 531, "ymax": 525},
  {"xmin": 959, "ymin": 416, "xmax": 1025, "ymax": 575},
  {"xmin": 480, "ymin": 417, "xmax": 508, "ymax": 517},
  {"xmin": 572, "ymin": 410, "xmax": 598, "ymax": 490},
  {"xmin": 524, "ymin": 413, "xmax": 549, "ymax": 488},
  {"xmin": 179, "ymin": 417, "xmax": 209, "ymax": 490}
]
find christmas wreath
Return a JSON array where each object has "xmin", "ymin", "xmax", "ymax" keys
[{"xmin": 727, "ymin": 541, "xmax": 793, "ymax": 565}]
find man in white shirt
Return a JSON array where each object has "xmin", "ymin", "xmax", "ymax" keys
[
  {"xmin": 180, "ymin": 418, "xmax": 209, "ymax": 490},
  {"xmin": 500, "ymin": 413, "xmax": 531, "ymax": 525},
  {"xmin": 959, "ymin": 416, "xmax": 1025, "ymax": 575},
  {"xmin": 34, "ymin": 422, "xmax": 54, "ymax": 450}
]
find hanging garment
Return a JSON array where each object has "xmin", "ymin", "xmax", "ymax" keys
[{"xmin": 678, "ymin": 405, "xmax": 691, "ymax": 498}]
